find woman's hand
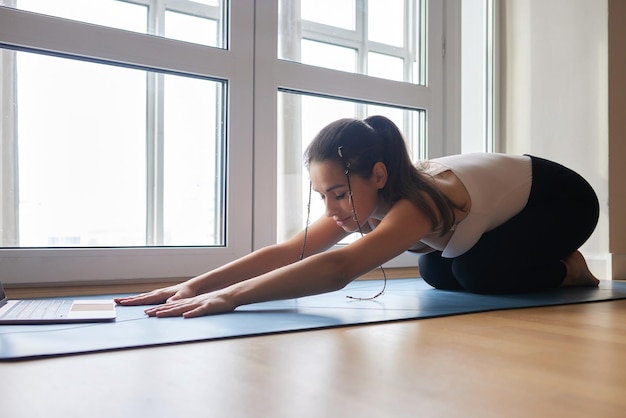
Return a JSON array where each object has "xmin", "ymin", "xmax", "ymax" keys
[
  {"xmin": 143, "ymin": 292, "xmax": 236, "ymax": 318},
  {"xmin": 114, "ymin": 283, "xmax": 197, "ymax": 307}
]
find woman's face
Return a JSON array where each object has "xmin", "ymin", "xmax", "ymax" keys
[{"xmin": 308, "ymin": 160, "xmax": 385, "ymax": 232}]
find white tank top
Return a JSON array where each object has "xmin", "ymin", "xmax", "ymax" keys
[{"xmin": 419, "ymin": 153, "xmax": 532, "ymax": 258}]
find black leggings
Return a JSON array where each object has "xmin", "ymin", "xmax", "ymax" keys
[{"xmin": 418, "ymin": 155, "xmax": 599, "ymax": 294}]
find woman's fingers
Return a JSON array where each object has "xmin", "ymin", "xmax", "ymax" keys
[
  {"xmin": 145, "ymin": 304, "xmax": 188, "ymax": 317},
  {"xmin": 115, "ymin": 285, "xmax": 191, "ymax": 306},
  {"xmin": 114, "ymin": 291, "xmax": 168, "ymax": 306},
  {"xmin": 143, "ymin": 294, "xmax": 234, "ymax": 318}
]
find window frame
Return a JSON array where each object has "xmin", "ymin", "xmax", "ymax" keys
[
  {"xmin": 0, "ymin": 4, "xmax": 255, "ymax": 284},
  {"xmin": 298, "ymin": 1, "xmax": 423, "ymax": 85},
  {"xmin": 253, "ymin": 0, "xmax": 453, "ymax": 267},
  {"xmin": 0, "ymin": 0, "xmax": 463, "ymax": 285}
]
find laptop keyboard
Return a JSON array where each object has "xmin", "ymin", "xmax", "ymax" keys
[{"xmin": 5, "ymin": 299, "xmax": 72, "ymax": 320}]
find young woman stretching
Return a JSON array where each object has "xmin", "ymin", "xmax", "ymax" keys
[{"xmin": 115, "ymin": 116, "xmax": 600, "ymax": 317}]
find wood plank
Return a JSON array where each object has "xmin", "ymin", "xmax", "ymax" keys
[{"xmin": 1, "ymin": 298, "xmax": 625, "ymax": 417}]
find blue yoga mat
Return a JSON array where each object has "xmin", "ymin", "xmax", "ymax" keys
[{"xmin": 2, "ymin": 278, "xmax": 626, "ymax": 360}]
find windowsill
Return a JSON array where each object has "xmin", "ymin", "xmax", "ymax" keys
[{"xmin": 4, "ymin": 267, "xmax": 420, "ymax": 298}]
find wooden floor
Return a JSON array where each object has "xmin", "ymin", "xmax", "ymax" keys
[{"xmin": 2, "ymin": 281, "xmax": 626, "ymax": 418}]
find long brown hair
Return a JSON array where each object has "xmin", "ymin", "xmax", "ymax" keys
[{"xmin": 304, "ymin": 115, "xmax": 458, "ymax": 235}]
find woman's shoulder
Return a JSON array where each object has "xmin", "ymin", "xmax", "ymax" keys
[
  {"xmin": 428, "ymin": 153, "xmax": 529, "ymax": 165},
  {"xmin": 416, "ymin": 159, "xmax": 449, "ymax": 176},
  {"xmin": 419, "ymin": 153, "xmax": 530, "ymax": 177}
]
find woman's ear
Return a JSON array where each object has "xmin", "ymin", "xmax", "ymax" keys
[{"xmin": 372, "ymin": 162, "xmax": 388, "ymax": 189}]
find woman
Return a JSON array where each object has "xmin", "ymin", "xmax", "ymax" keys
[{"xmin": 115, "ymin": 116, "xmax": 600, "ymax": 317}]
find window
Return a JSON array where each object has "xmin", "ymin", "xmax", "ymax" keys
[
  {"xmin": 0, "ymin": 2, "xmax": 254, "ymax": 283},
  {"xmin": 9, "ymin": 0, "xmax": 227, "ymax": 48},
  {"xmin": 275, "ymin": 1, "xmax": 428, "ymax": 242},
  {"xmin": 263, "ymin": 0, "xmax": 445, "ymax": 252},
  {"xmin": 461, "ymin": 0, "xmax": 496, "ymax": 153},
  {"xmin": 4, "ymin": 51, "xmax": 226, "ymax": 248},
  {"xmin": 279, "ymin": 0, "xmax": 425, "ymax": 84},
  {"xmin": 276, "ymin": 94, "xmax": 426, "ymax": 243},
  {"xmin": 0, "ymin": 1, "xmax": 462, "ymax": 285}
]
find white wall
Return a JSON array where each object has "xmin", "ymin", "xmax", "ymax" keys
[{"xmin": 500, "ymin": 0, "xmax": 610, "ymax": 277}]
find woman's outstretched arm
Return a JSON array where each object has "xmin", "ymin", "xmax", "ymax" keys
[
  {"xmin": 139, "ymin": 199, "xmax": 432, "ymax": 318},
  {"xmin": 114, "ymin": 216, "xmax": 348, "ymax": 307}
]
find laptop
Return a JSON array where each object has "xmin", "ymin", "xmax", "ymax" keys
[{"xmin": 0, "ymin": 281, "xmax": 116, "ymax": 325}]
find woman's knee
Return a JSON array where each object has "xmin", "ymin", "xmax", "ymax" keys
[
  {"xmin": 451, "ymin": 261, "xmax": 492, "ymax": 293},
  {"xmin": 418, "ymin": 252, "xmax": 462, "ymax": 290}
]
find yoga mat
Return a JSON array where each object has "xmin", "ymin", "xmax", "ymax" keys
[{"xmin": 2, "ymin": 278, "xmax": 626, "ymax": 361}]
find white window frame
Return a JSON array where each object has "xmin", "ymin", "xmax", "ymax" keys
[
  {"xmin": 253, "ymin": 0, "xmax": 457, "ymax": 270},
  {"xmin": 461, "ymin": 0, "xmax": 496, "ymax": 153},
  {"xmin": 0, "ymin": 4, "xmax": 255, "ymax": 284},
  {"xmin": 0, "ymin": 0, "xmax": 465, "ymax": 284}
]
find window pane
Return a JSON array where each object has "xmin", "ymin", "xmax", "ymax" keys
[
  {"xmin": 165, "ymin": 10, "xmax": 218, "ymax": 46},
  {"xmin": 368, "ymin": 0, "xmax": 404, "ymax": 47},
  {"xmin": 10, "ymin": 0, "xmax": 226, "ymax": 48},
  {"xmin": 163, "ymin": 76, "xmax": 225, "ymax": 246},
  {"xmin": 278, "ymin": 0, "xmax": 424, "ymax": 85},
  {"xmin": 368, "ymin": 52, "xmax": 404, "ymax": 81},
  {"xmin": 1, "ymin": 50, "xmax": 226, "ymax": 248},
  {"xmin": 301, "ymin": 40, "xmax": 356, "ymax": 73},
  {"xmin": 276, "ymin": 91, "xmax": 425, "ymax": 243},
  {"xmin": 13, "ymin": 0, "xmax": 146, "ymax": 33},
  {"xmin": 301, "ymin": 0, "xmax": 355, "ymax": 30},
  {"xmin": 15, "ymin": 52, "xmax": 146, "ymax": 247}
]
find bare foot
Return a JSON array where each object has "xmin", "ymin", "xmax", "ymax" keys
[{"xmin": 561, "ymin": 251, "xmax": 600, "ymax": 287}]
